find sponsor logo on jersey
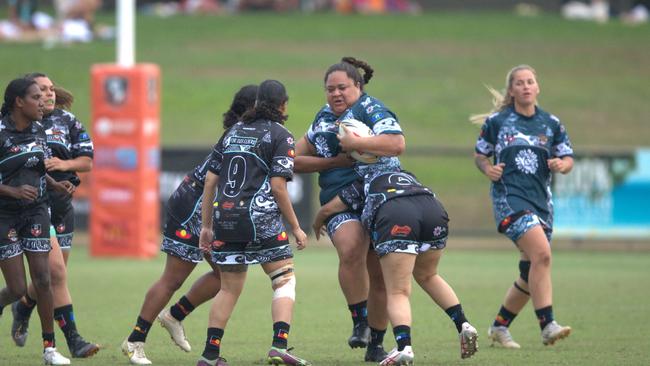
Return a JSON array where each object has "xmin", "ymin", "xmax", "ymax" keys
[
  {"xmin": 175, "ymin": 229, "xmax": 192, "ymax": 240},
  {"xmin": 371, "ymin": 112, "xmax": 384, "ymax": 123},
  {"xmin": 277, "ymin": 231, "xmax": 288, "ymax": 241},
  {"xmin": 56, "ymin": 224, "xmax": 66, "ymax": 233},
  {"xmin": 288, "ymin": 149, "xmax": 295, "ymax": 158},
  {"xmin": 31, "ymin": 224, "xmax": 42, "ymax": 237},
  {"xmin": 212, "ymin": 240, "xmax": 225, "ymax": 248},
  {"xmin": 390, "ymin": 225, "xmax": 412, "ymax": 237},
  {"xmin": 286, "ymin": 136, "xmax": 294, "ymax": 144},
  {"xmin": 222, "ymin": 201, "xmax": 235, "ymax": 209}
]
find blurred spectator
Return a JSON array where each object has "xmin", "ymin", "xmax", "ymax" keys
[
  {"xmin": 238, "ymin": 0, "xmax": 299, "ymax": 12},
  {"xmin": 7, "ymin": 0, "xmax": 38, "ymax": 28},
  {"xmin": 561, "ymin": 0, "xmax": 610, "ymax": 22},
  {"xmin": 621, "ymin": 0, "xmax": 649, "ymax": 24},
  {"xmin": 334, "ymin": 0, "xmax": 420, "ymax": 14},
  {"xmin": 55, "ymin": 0, "xmax": 102, "ymax": 25}
]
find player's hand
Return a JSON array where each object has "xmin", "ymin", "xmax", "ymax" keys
[
  {"xmin": 547, "ymin": 158, "xmax": 565, "ymax": 173},
  {"xmin": 336, "ymin": 125, "xmax": 359, "ymax": 153},
  {"xmin": 484, "ymin": 162, "xmax": 505, "ymax": 181},
  {"xmin": 53, "ymin": 180, "xmax": 75, "ymax": 196},
  {"xmin": 45, "ymin": 157, "xmax": 70, "ymax": 171},
  {"xmin": 12, "ymin": 185, "xmax": 39, "ymax": 201},
  {"xmin": 199, "ymin": 227, "xmax": 214, "ymax": 252},
  {"xmin": 312, "ymin": 220, "xmax": 327, "ymax": 241},
  {"xmin": 293, "ymin": 227, "xmax": 307, "ymax": 250}
]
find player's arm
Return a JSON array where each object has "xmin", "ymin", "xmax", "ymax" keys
[
  {"xmin": 338, "ymin": 127, "xmax": 405, "ymax": 157},
  {"xmin": 548, "ymin": 156, "xmax": 574, "ymax": 174},
  {"xmin": 294, "ymin": 136, "xmax": 354, "ymax": 173},
  {"xmin": 474, "ymin": 153, "xmax": 505, "ymax": 182},
  {"xmin": 199, "ymin": 171, "xmax": 219, "ymax": 251},
  {"xmin": 45, "ymin": 156, "xmax": 92, "ymax": 172},
  {"xmin": 270, "ymin": 176, "xmax": 307, "ymax": 249},
  {"xmin": 312, "ymin": 196, "xmax": 347, "ymax": 241}
]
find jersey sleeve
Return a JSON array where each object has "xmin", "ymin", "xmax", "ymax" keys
[
  {"xmin": 356, "ymin": 96, "xmax": 402, "ymax": 136},
  {"xmin": 270, "ymin": 127, "xmax": 295, "ymax": 181},
  {"xmin": 68, "ymin": 114, "xmax": 94, "ymax": 159},
  {"xmin": 207, "ymin": 134, "xmax": 226, "ymax": 176},
  {"xmin": 551, "ymin": 118, "xmax": 574, "ymax": 158},
  {"xmin": 475, "ymin": 117, "xmax": 497, "ymax": 157}
]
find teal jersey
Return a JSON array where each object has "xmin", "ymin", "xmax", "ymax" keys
[
  {"xmin": 306, "ymin": 93, "xmax": 403, "ymax": 205},
  {"xmin": 341, "ymin": 93, "xmax": 403, "ymax": 182},
  {"xmin": 475, "ymin": 106, "xmax": 574, "ymax": 228},
  {"xmin": 306, "ymin": 105, "xmax": 358, "ymax": 205}
]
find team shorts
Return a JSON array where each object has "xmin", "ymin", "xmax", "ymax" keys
[
  {"xmin": 210, "ymin": 232, "xmax": 293, "ymax": 266},
  {"xmin": 371, "ymin": 195, "xmax": 449, "ymax": 258},
  {"xmin": 161, "ymin": 213, "xmax": 204, "ymax": 263},
  {"xmin": 499, "ymin": 211, "xmax": 552, "ymax": 244},
  {"xmin": 326, "ymin": 211, "xmax": 361, "ymax": 238},
  {"xmin": 49, "ymin": 189, "xmax": 75, "ymax": 250},
  {"xmin": 0, "ymin": 204, "xmax": 51, "ymax": 261}
]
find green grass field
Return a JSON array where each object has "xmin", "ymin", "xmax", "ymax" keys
[
  {"xmin": 1, "ymin": 245, "xmax": 649, "ymax": 365},
  {"xmin": 2, "ymin": 11, "xmax": 650, "ymax": 365}
]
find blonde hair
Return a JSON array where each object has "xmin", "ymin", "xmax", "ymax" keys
[{"xmin": 469, "ymin": 64, "xmax": 537, "ymax": 125}]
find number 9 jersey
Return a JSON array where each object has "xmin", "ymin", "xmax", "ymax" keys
[{"xmin": 208, "ymin": 120, "xmax": 295, "ymax": 243}]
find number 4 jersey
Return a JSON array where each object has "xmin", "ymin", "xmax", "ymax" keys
[{"xmin": 208, "ymin": 119, "xmax": 295, "ymax": 242}]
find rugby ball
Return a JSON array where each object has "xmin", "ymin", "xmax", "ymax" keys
[{"xmin": 338, "ymin": 119, "xmax": 378, "ymax": 164}]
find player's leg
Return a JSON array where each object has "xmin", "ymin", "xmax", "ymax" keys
[
  {"xmin": 150, "ymin": 214, "xmax": 206, "ymax": 352},
  {"xmin": 516, "ymin": 224, "xmax": 571, "ymax": 345},
  {"xmin": 198, "ymin": 263, "xmax": 246, "ymax": 366},
  {"xmin": 365, "ymin": 248, "xmax": 388, "ymax": 361},
  {"xmin": 122, "ymin": 254, "xmax": 196, "ymax": 364},
  {"xmin": 488, "ymin": 252, "xmax": 529, "ymax": 349},
  {"xmin": 413, "ymin": 249, "xmax": 477, "ymax": 359},
  {"xmin": 159, "ymin": 254, "xmax": 221, "ymax": 352},
  {"xmin": 328, "ymin": 214, "xmax": 371, "ymax": 348},
  {"xmin": 261, "ymin": 257, "xmax": 310, "ymax": 366},
  {"xmin": 377, "ymin": 252, "xmax": 416, "ymax": 366}
]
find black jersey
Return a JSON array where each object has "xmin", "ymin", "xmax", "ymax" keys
[
  {"xmin": 209, "ymin": 120, "xmax": 295, "ymax": 242},
  {"xmin": 41, "ymin": 109, "xmax": 94, "ymax": 186},
  {"xmin": 0, "ymin": 115, "xmax": 51, "ymax": 211},
  {"xmin": 166, "ymin": 154, "xmax": 218, "ymax": 225}
]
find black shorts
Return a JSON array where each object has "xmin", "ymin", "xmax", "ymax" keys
[
  {"xmin": 49, "ymin": 189, "xmax": 75, "ymax": 249},
  {"xmin": 161, "ymin": 213, "xmax": 204, "ymax": 264},
  {"xmin": 371, "ymin": 195, "xmax": 449, "ymax": 257},
  {"xmin": 0, "ymin": 203, "xmax": 51, "ymax": 260},
  {"xmin": 210, "ymin": 232, "xmax": 293, "ymax": 265}
]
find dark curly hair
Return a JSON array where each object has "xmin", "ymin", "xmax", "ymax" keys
[
  {"xmin": 241, "ymin": 80, "xmax": 288, "ymax": 125},
  {"xmin": 222, "ymin": 84, "xmax": 258, "ymax": 130},
  {"xmin": 323, "ymin": 56, "xmax": 374, "ymax": 90}
]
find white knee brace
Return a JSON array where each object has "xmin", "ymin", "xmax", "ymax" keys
[{"xmin": 269, "ymin": 265, "xmax": 296, "ymax": 301}]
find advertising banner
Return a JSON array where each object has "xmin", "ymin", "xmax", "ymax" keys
[{"xmin": 553, "ymin": 149, "xmax": 650, "ymax": 238}]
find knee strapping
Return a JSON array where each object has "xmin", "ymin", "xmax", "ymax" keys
[
  {"xmin": 273, "ymin": 275, "xmax": 296, "ymax": 301},
  {"xmin": 519, "ymin": 260, "xmax": 531, "ymax": 283},
  {"xmin": 269, "ymin": 265, "xmax": 295, "ymax": 300}
]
